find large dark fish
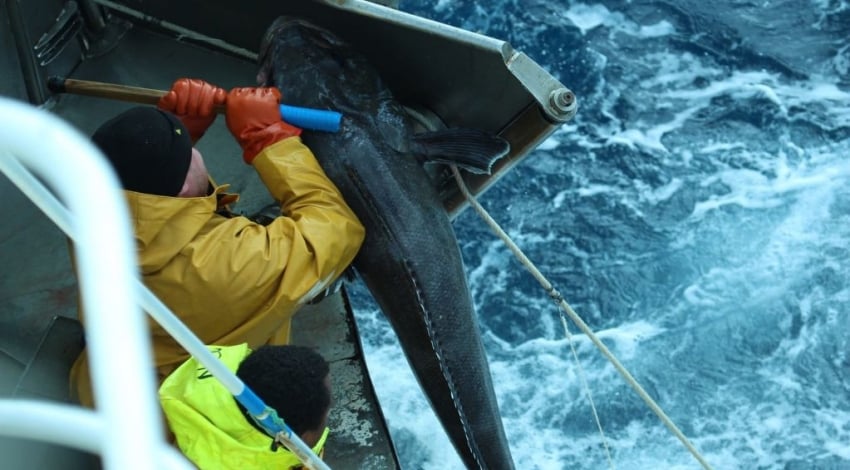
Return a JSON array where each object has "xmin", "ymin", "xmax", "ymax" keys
[{"xmin": 257, "ymin": 17, "xmax": 516, "ymax": 470}]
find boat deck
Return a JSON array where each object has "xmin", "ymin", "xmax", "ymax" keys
[{"xmin": 0, "ymin": 17, "xmax": 398, "ymax": 469}]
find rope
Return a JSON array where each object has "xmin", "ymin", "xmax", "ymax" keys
[
  {"xmin": 450, "ymin": 166, "xmax": 713, "ymax": 470},
  {"xmin": 557, "ymin": 300, "xmax": 615, "ymax": 469}
]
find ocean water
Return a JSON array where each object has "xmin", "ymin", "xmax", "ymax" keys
[{"xmin": 349, "ymin": 1, "xmax": 850, "ymax": 469}]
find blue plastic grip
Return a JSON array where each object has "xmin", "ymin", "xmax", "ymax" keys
[
  {"xmin": 236, "ymin": 388, "xmax": 290, "ymax": 435},
  {"xmin": 236, "ymin": 387, "xmax": 267, "ymax": 417},
  {"xmin": 279, "ymin": 104, "xmax": 342, "ymax": 133}
]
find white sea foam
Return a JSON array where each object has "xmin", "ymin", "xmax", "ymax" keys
[
  {"xmin": 563, "ymin": 3, "xmax": 613, "ymax": 35},
  {"xmin": 363, "ymin": 2, "xmax": 850, "ymax": 469}
]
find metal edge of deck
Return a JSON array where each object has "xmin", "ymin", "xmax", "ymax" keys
[{"xmin": 291, "ymin": 289, "xmax": 402, "ymax": 469}]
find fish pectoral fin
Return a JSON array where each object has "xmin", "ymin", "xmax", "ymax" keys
[{"xmin": 411, "ymin": 128, "xmax": 510, "ymax": 175}]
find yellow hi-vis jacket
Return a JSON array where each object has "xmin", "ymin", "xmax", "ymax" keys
[
  {"xmin": 159, "ymin": 343, "xmax": 328, "ymax": 469},
  {"xmin": 70, "ymin": 136, "xmax": 365, "ymax": 407}
]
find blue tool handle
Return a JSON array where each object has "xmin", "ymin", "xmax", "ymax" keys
[{"xmin": 280, "ymin": 104, "xmax": 341, "ymax": 133}]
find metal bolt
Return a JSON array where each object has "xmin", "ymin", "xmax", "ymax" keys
[{"xmin": 548, "ymin": 88, "xmax": 575, "ymax": 117}]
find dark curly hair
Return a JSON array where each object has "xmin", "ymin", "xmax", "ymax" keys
[{"xmin": 235, "ymin": 345, "xmax": 331, "ymax": 436}]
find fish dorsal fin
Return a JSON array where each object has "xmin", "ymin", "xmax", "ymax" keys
[{"xmin": 411, "ymin": 128, "xmax": 510, "ymax": 175}]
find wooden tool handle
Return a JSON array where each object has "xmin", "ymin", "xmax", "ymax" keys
[
  {"xmin": 47, "ymin": 77, "xmax": 226, "ymax": 113},
  {"xmin": 49, "ymin": 77, "xmax": 164, "ymax": 105}
]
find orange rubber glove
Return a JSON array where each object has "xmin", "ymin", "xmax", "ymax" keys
[
  {"xmin": 225, "ymin": 87, "xmax": 302, "ymax": 164},
  {"xmin": 158, "ymin": 78, "xmax": 227, "ymax": 143}
]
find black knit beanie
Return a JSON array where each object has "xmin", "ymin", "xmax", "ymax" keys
[{"xmin": 91, "ymin": 106, "xmax": 192, "ymax": 196}]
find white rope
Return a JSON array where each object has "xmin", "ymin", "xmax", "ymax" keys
[
  {"xmin": 450, "ymin": 166, "xmax": 713, "ymax": 470},
  {"xmin": 556, "ymin": 300, "xmax": 615, "ymax": 469}
]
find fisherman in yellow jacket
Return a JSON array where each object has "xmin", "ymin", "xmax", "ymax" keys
[
  {"xmin": 159, "ymin": 343, "xmax": 330, "ymax": 469},
  {"xmin": 69, "ymin": 79, "xmax": 365, "ymax": 407}
]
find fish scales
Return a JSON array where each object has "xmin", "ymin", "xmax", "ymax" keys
[{"xmin": 258, "ymin": 17, "xmax": 515, "ymax": 469}]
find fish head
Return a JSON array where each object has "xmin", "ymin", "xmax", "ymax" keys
[{"xmin": 257, "ymin": 16, "xmax": 379, "ymax": 108}]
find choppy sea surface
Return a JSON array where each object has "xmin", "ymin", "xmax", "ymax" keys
[{"xmin": 348, "ymin": 1, "xmax": 850, "ymax": 469}]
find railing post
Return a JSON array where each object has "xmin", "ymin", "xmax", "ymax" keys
[{"xmin": 0, "ymin": 97, "xmax": 183, "ymax": 469}]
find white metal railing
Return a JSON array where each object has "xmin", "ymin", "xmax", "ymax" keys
[
  {"xmin": 0, "ymin": 96, "xmax": 328, "ymax": 470},
  {"xmin": 0, "ymin": 400, "xmax": 191, "ymax": 469},
  {"xmin": 0, "ymin": 96, "xmax": 186, "ymax": 468}
]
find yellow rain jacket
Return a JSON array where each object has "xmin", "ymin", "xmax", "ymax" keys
[
  {"xmin": 159, "ymin": 343, "xmax": 328, "ymax": 469},
  {"xmin": 70, "ymin": 136, "xmax": 364, "ymax": 407}
]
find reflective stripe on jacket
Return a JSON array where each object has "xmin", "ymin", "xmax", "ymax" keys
[
  {"xmin": 71, "ymin": 136, "xmax": 364, "ymax": 406},
  {"xmin": 159, "ymin": 343, "xmax": 328, "ymax": 469}
]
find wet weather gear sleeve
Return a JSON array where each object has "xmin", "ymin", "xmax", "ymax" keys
[{"xmin": 70, "ymin": 135, "xmax": 364, "ymax": 408}]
